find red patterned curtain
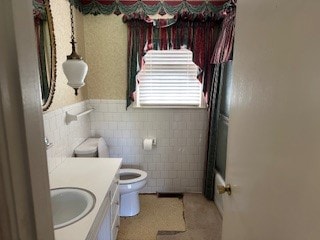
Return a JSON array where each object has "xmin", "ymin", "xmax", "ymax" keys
[
  {"xmin": 124, "ymin": 14, "xmax": 221, "ymax": 107},
  {"xmin": 211, "ymin": 9, "xmax": 236, "ymax": 64}
]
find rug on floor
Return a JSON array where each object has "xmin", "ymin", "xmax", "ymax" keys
[{"xmin": 117, "ymin": 194, "xmax": 186, "ymax": 240}]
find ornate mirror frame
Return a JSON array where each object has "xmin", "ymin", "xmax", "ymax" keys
[
  {"xmin": 34, "ymin": 0, "xmax": 57, "ymax": 111},
  {"xmin": 42, "ymin": 0, "xmax": 56, "ymax": 111}
]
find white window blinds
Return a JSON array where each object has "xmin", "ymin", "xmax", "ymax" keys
[{"xmin": 136, "ymin": 49, "xmax": 203, "ymax": 107}]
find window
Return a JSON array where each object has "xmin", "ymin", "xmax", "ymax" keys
[
  {"xmin": 125, "ymin": 16, "xmax": 218, "ymax": 108},
  {"xmin": 135, "ymin": 49, "xmax": 204, "ymax": 107}
]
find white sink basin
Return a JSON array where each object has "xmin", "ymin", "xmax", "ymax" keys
[{"xmin": 51, "ymin": 188, "xmax": 96, "ymax": 229}]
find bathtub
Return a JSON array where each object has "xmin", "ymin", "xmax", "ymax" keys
[{"xmin": 214, "ymin": 172, "xmax": 224, "ymax": 216}]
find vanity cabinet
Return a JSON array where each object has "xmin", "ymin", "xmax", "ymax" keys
[
  {"xmin": 96, "ymin": 209, "xmax": 111, "ymax": 240},
  {"xmin": 95, "ymin": 171, "xmax": 120, "ymax": 240},
  {"xmin": 50, "ymin": 158, "xmax": 122, "ymax": 240},
  {"xmin": 110, "ymin": 171, "xmax": 120, "ymax": 240}
]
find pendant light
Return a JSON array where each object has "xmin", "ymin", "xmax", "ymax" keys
[{"xmin": 62, "ymin": 3, "xmax": 88, "ymax": 96}]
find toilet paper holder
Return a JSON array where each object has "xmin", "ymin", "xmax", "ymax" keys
[
  {"xmin": 143, "ymin": 138, "xmax": 157, "ymax": 151},
  {"xmin": 145, "ymin": 138, "xmax": 157, "ymax": 145}
]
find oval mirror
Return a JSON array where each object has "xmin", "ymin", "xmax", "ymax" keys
[{"xmin": 33, "ymin": 0, "xmax": 56, "ymax": 111}]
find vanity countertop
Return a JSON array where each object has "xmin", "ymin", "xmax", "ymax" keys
[{"xmin": 49, "ymin": 157, "xmax": 122, "ymax": 240}]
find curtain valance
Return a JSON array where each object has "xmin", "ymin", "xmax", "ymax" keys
[
  {"xmin": 70, "ymin": 0, "xmax": 231, "ymax": 16},
  {"xmin": 122, "ymin": 11, "xmax": 217, "ymax": 23}
]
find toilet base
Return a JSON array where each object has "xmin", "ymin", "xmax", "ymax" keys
[{"xmin": 119, "ymin": 191, "xmax": 140, "ymax": 217}]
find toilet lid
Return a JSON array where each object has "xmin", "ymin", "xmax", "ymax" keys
[
  {"xmin": 119, "ymin": 169, "xmax": 147, "ymax": 185},
  {"xmin": 74, "ymin": 138, "xmax": 99, "ymax": 155}
]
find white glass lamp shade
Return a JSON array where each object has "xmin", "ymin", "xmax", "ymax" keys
[{"xmin": 62, "ymin": 59, "xmax": 88, "ymax": 90}]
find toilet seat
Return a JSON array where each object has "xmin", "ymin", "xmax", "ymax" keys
[
  {"xmin": 119, "ymin": 169, "xmax": 147, "ymax": 185},
  {"xmin": 74, "ymin": 137, "xmax": 147, "ymax": 217}
]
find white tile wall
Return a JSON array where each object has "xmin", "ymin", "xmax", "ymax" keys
[
  {"xmin": 89, "ymin": 99, "xmax": 209, "ymax": 193},
  {"xmin": 43, "ymin": 99, "xmax": 209, "ymax": 193},
  {"xmin": 43, "ymin": 101, "xmax": 91, "ymax": 173}
]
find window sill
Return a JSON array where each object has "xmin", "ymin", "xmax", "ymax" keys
[{"xmin": 131, "ymin": 102, "xmax": 207, "ymax": 110}]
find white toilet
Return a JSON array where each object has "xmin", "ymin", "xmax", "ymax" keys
[{"xmin": 74, "ymin": 137, "xmax": 147, "ymax": 217}]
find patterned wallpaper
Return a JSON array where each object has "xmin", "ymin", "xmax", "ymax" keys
[
  {"xmin": 84, "ymin": 14, "xmax": 127, "ymax": 100},
  {"xmin": 47, "ymin": 0, "xmax": 88, "ymax": 112}
]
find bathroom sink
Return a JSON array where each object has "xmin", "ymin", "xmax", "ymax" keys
[{"xmin": 50, "ymin": 187, "xmax": 96, "ymax": 229}]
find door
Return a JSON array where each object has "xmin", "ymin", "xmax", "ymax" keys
[
  {"xmin": 222, "ymin": 1, "xmax": 320, "ymax": 240},
  {"xmin": 0, "ymin": 0, "xmax": 54, "ymax": 239}
]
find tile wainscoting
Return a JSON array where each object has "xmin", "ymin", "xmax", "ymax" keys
[
  {"xmin": 43, "ymin": 100, "xmax": 209, "ymax": 192},
  {"xmin": 89, "ymin": 100, "xmax": 209, "ymax": 193},
  {"xmin": 43, "ymin": 101, "xmax": 91, "ymax": 173}
]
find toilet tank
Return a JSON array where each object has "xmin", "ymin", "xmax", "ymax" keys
[{"xmin": 74, "ymin": 138, "xmax": 99, "ymax": 157}]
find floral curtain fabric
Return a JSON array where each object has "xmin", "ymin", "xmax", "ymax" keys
[
  {"xmin": 70, "ymin": 0, "xmax": 228, "ymax": 16},
  {"xmin": 211, "ymin": 9, "xmax": 236, "ymax": 64},
  {"xmin": 124, "ymin": 14, "xmax": 221, "ymax": 107}
]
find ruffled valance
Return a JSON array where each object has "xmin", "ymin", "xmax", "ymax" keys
[
  {"xmin": 122, "ymin": 10, "xmax": 218, "ymax": 24},
  {"xmin": 69, "ymin": 0, "xmax": 231, "ymax": 16}
]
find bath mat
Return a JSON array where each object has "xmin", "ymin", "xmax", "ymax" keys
[{"xmin": 117, "ymin": 195, "xmax": 186, "ymax": 240}]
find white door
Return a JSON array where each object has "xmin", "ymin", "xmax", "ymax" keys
[{"xmin": 221, "ymin": 1, "xmax": 320, "ymax": 240}]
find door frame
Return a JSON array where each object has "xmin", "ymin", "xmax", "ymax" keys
[{"xmin": 0, "ymin": 0, "xmax": 54, "ymax": 239}]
